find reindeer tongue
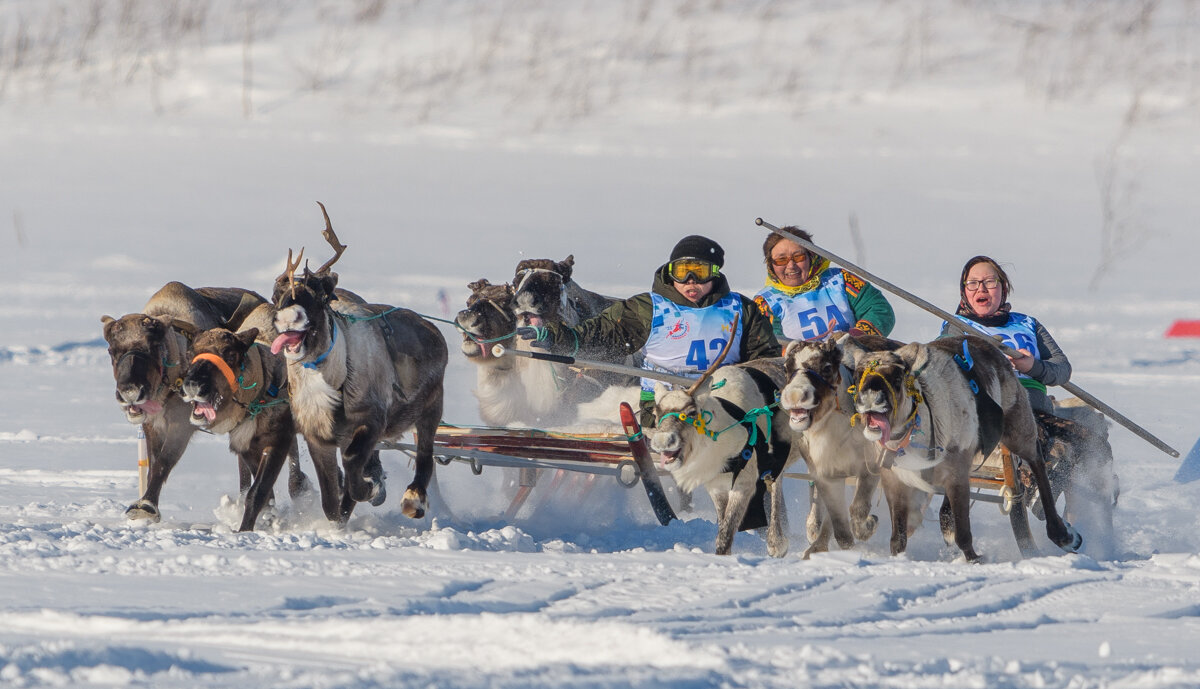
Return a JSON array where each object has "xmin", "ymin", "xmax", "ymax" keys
[
  {"xmin": 270, "ymin": 331, "xmax": 304, "ymax": 355},
  {"xmin": 866, "ymin": 412, "xmax": 891, "ymax": 440},
  {"xmin": 134, "ymin": 400, "xmax": 163, "ymax": 415},
  {"xmin": 526, "ymin": 315, "xmax": 544, "ymax": 327},
  {"xmin": 195, "ymin": 403, "xmax": 217, "ymax": 423}
]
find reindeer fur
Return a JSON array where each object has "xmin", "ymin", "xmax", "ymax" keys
[{"xmin": 650, "ymin": 359, "xmax": 796, "ymax": 557}]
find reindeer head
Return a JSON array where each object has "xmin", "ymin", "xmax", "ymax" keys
[
  {"xmin": 101, "ymin": 313, "xmax": 181, "ymax": 422},
  {"xmin": 455, "ymin": 279, "xmax": 516, "ymax": 361},
  {"xmin": 181, "ymin": 327, "xmax": 259, "ymax": 429},
  {"xmin": 842, "ymin": 337, "xmax": 927, "ymax": 446},
  {"xmin": 779, "ymin": 338, "xmax": 843, "ymax": 432},
  {"xmin": 271, "ymin": 202, "xmax": 346, "ymax": 362},
  {"xmin": 511, "ymin": 255, "xmax": 574, "ymax": 327}
]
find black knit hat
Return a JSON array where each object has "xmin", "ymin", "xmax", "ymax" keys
[{"xmin": 670, "ymin": 235, "xmax": 724, "ymax": 267}]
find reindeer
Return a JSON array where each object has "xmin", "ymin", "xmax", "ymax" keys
[
  {"xmin": 511, "ymin": 255, "xmax": 614, "ymax": 329},
  {"xmin": 648, "ymin": 315, "xmax": 797, "ymax": 556},
  {"xmin": 102, "ymin": 282, "xmax": 310, "ymax": 522},
  {"xmin": 456, "ymin": 258, "xmax": 636, "ymax": 427},
  {"xmin": 841, "ymin": 333, "xmax": 1082, "ymax": 561},
  {"xmin": 271, "ymin": 203, "xmax": 448, "ymax": 525},
  {"xmin": 179, "ymin": 317, "xmax": 296, "ymax": 532},
  {"xmin": 779, "ymin": 337, "xmax": 927, "ymax": 558}
]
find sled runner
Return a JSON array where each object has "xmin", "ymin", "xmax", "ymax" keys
[{"xmin": 384, "ymin": 402, "xmax": 678, "ymax": 524}]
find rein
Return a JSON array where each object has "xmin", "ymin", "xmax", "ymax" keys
[{"xmin": 847, "ymin": 359, "xmax": 923, "ymax": 447}]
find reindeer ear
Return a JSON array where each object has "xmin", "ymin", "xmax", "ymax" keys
[
  {"xmin": 897, "ymin": 343, "xmax": 928, "ymax": 371},
  {"xmin": 236, "ymin": 328, "xmax": 259, "ymax": 350},
  {"xmin": 782, "ymin": 339, "xmax": 801, "ymax": 358},
  {"xmin": 101, "ymin": 315, "xmax": 115, "ymax": 325},
  {"xmin": 557, "ymin": 255, "xmax": 575, "ymax": 282},
  {"xmin": 838, "ymin": 335, "xmax": 868, "ymax": 370},
  {"xmin": 653, "ymin": 382, "xmax": 669, "ymax": 405},
  {"xmin": 467, "ymin": 278, "xmax": 491, "ymax": 293}
]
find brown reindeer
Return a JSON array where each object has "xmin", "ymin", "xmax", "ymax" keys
[
  {"xmin": 180, "ymin": 320, "xmax": 297, "ymax": 531},
  {"xmin": 102, "ymin": 282, "xmax": 310, "ymax": 522},
  {"xmin": 271, "ymin": 203, "xmax": 448, "ymax": 525}
]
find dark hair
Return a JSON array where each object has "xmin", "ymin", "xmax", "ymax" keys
[
  {"xmin": 762, "ymin": 227, "xmax": 813, "ymax": 280},
  {"xmin": 957, "ymin": 255, "xmax": 1013, "ymax": 317}
]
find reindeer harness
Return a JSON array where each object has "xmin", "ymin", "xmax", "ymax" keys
[{"xmin": 191, "ymin": 345, "xmax": 285, "ymax": 419}]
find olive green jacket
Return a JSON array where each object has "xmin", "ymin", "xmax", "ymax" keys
[{"xmin": 541, "ymin": 265, "xmax": 781, "ymax": 365}]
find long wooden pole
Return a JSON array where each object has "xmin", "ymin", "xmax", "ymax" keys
[
  {"xmin": 491, "ymin": 344, "xmax": 698, "ymax": 387},
  {"xmin": 756, "ymin": 217, "xmax": 1180, "ymax": 458}
]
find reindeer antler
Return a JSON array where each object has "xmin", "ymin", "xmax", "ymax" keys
[
  {"xmin": 281, "ymin": 247, "xmax": 305, "ymax": 296},
  {"xmin": 315, "ymin": 201, "xmax": 347, "ymax": 275},
  {"xmin": 686, "ymin": 312, "xmax": 741, "ymax": 396}
]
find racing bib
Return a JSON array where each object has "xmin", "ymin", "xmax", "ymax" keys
[
  {"xmin": 641, "ymin": 293, "xmax": 743, "ymax": 392},
  {"xmin": 755, "ymin": 267, "xmax": 854, "ymax": 341}
]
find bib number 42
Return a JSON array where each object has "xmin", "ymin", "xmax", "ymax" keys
[{"xmin": 686, "ymin": 338, "xmax": 728, "ymax": 370}]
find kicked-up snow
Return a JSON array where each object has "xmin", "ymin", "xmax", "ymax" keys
[{"xmin": 2, "ymin": 1, "xmax": 1200, "ymax": 687}]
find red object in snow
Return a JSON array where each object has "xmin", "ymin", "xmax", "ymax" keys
[{"xmin": 1165, "ymin": 320, "xmax": 1200, "ymax": 338}]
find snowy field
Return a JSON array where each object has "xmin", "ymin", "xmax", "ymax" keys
[{"xmin": 2, "ymin": 1, "xmax": 1200, "ymax": 687}]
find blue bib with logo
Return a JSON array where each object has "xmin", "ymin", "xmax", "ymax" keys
[
  {"xmin": 754, "ymin": 267, "xmax": 854, "ymax": 341},
  {"xmin": 641, "ymin": 293, "xmax": 743, "ymax": 392},
  {"xmin": 947, "ymin": 312, "xmax": 1041, "ymax": 382}
]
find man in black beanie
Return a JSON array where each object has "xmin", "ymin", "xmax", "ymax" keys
[{"xmin": 520, "ymin": 234, "xmax": 779, "ymax": 427}]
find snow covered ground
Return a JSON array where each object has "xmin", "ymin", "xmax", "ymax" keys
[{"xmin": 2, "ymin": 1, "xmax": 1200, "ymax": 687}]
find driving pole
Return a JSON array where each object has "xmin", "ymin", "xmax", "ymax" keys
[{"xmin": 755, "ymin": 217, "xmax": 1179, "ymax": 458}]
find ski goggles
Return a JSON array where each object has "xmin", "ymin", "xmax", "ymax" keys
[{"xmin": 668, "ymin": 259, "xmax": 720, "ymax": 284}]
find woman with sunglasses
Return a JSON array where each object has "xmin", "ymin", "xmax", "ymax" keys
[
  {"xmin": 752, "ymin": 229, "xmax": 895, "ymax": 343},
  {"xmin": 519, "ymin": 234, "xmax": 779, "ymax": 425},
  {"xmin": 939, "ymin": 255, "xmax": 1071, "ymax": 413}
]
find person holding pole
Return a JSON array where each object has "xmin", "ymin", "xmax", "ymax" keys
[
  {"xmin": 518, "ymin": 234, "xmax": 779, "ymax": 426},
  {"xmin": 753, "ymin": 228, "xmax": 895, "ymax": 344},
  {"xmin": 938, "ymin": 255, "xmax": 1071, "ymax": 414}
]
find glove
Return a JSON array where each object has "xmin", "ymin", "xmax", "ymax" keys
[{"xmin": 515, "ymin": 326, "xmax": 551, "ymax": 349}]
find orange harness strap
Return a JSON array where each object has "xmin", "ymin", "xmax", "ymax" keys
[{"xmin": 191, "ymin": 353, "xmax": 239, "ymax": 393}]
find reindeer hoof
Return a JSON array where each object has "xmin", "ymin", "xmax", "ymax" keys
[
  {"xmin": 400, "ymin": 488, "xmax": 426, "ymax": 519},
  {"xmin": 125, "ymin": 500, "xmax": 161, "ymax": 522},
  {"xmin": 1058, "ymin": 523, "xmax": 1083, "ymax": 553},
  {"xmin": 852, "ymin": 514, "xmax": 879, "ymax": 542},
  {"xmin": 369, "ymin": 478, "xmax": 387, "ymax": 507},
  {"xmin": 288, "ymin": 472, "xmax": 313, "ymax": 499}
]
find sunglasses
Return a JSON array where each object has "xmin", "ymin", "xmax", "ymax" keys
[
  {"xmin": 668, "ymin": 259, "xmax": 719, "ymax": 284},
  {"xmin": 770, "ymin": 251, "xmax": 809, "ymax": 267}
]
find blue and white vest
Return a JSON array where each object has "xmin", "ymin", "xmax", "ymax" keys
[
  {"xmin": 754, "ymin": 267, "xmax": 854, "ymax": 341},
  {"xmin": 947, "ymin": 312, "xmax": 1041, "ymax": 384},
  {"xmin": 641, "ymin": 293, "xmax": 744, "ymax": 392}
]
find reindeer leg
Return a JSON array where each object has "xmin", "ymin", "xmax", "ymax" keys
[
  {"xmin": 880, "ymin": 469, "xmax": 910, "ymax": 556},
  {"xmin": 814, "ymin": 478, "xmax": 856, "ymax": 550},
  {"xmin": 805, "ymin": 481, "xmax": 822, "ymax": 545},
  {"xmin": 127, "ymin": 406, "xmax": 194, "ymax": 522},
  {"xmin": 343, "ymin": 424, "xmax": 384, "ymax": 504},
  {"xmin": 944, "ymin": 462, "xmax": 981, "ymax": 562},
  {"xmin": 708, "ymin": 484, "xmax": 733, "ymax": 555},
  {"xmin": 939, "ymin": 494, "xmax": 955, "ymax": 546},
  {"xmin": 765, "ymin": 478, "xmax": 789, "ymax": 558},
  {"xmin": 305, "ymin": 439, "xmax": 346, "ymax": 525},
  {"xmin": 849, "ymin": 472, "xmax": 880, "ymax": 542},
  {"xmin": 401, "ymin": 392, "xmax": 442, "ymax": 520},
  {"xmin": 802, "ymin": 499, "xmax": 833, "ymax": 559},
  {"xmin": 239, "ymin": 442, "xmax": 289, "ymax": 532},
  {"xmin": 286, "ymin": 435, "xmax": 312, "ymax": 499},
  {"xmin": 1026, "ymin": 451, "xmax": 1082, "ymax": 552},
  {"xmin": 717, "ymin": 477, "xmax": 756, "ymax": 556}
]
